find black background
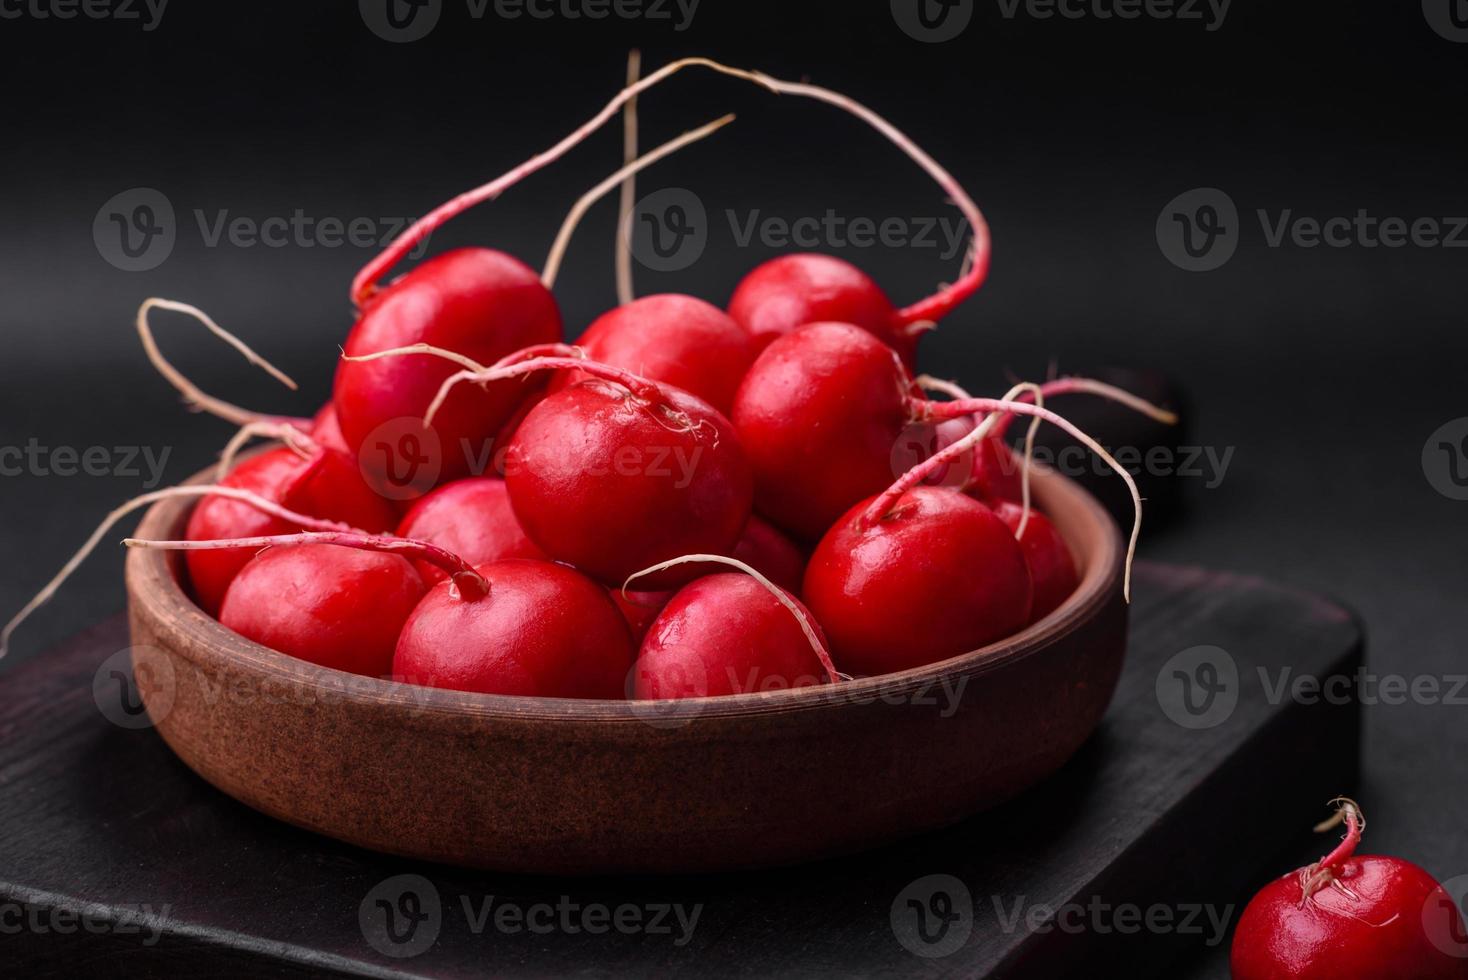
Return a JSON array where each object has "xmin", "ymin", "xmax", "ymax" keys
[{"xmin": 2, "ymin": 1, "xmax": 1466, "ymax": 974}]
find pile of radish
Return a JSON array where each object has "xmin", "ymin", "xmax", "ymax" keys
[{"xmin": 2, "ymin": 56, "xmax": 1179, "ymax": 703}]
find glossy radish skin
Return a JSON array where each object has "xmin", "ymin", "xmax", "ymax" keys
[
  {"xmin": 185, "ymin": 448, "xmax": 397, "ymax": 615},
  {"xmin": 803, "ymin": 487, "xmax": 1032, "ymax": 676},
  {"xmin": 1233, "ymin": 855, "xmax": 1468, "ymax": 979},
  {"xmin": 992, "ymin": 502, "xmax": 1078, "ymax": 622},
  {"xmin": 728, "ymin": 254, "xmax": 916, "ymax": 363},
  {"xmin": 334, "ymin": 248, "xmax": 561, "ymax": 484},
  {"xmin": 635, "ymin": 573, "xmax": 831, "ymax": 698},
  {"xmin": 732, "ymin": 322, "xmax": 913, "ymax": 541},
  {"xmin": 505, "ymin": 382, "xmax": 752, "ymax": 589},
  {"xmin": 219, "ymin": 544, "xmax": 426, "ymax": 677},
  {"xmin": 395, "ymin": 478, "xmax": 545, "ymax": 584},
  {"xmin": 393, "ymin": 559, "xmax": 634, "ymax": 698},
  {"xmin": 549, "ymin": 294, "xmax": 756, "ymax": 416}
]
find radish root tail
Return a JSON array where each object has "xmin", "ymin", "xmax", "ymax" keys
[
  {"xmin": 616, "ymin": 49, "xmax": 641, "ymax": 306},
  {"xmin": 424, "ymin": 355, "xmax": 658, "ymax": 428},
  {"xmin": 136, "ymin": 298, "xmax": 305, "ymax": 428},
  {"xmin": 351, "ymin": 56, "xmax": 778, "ymax": 305},
  {"xmin": 1298, "ymin": 798, "xmax": 1365, "ymax": 907},
  {"xmin": 217, "ymin": 421, "xmax": 319, "ymax": 479},
  {"xmin": 542, "ymin": 113, "xmax": 736, "ymax": 288},
  {"xmin": 124, "ymin": 530, "xmax": 490, "ymax": 601},
  {"xmin": 0, "ymin": 485, "xmax": 357, "ymax": 660}
]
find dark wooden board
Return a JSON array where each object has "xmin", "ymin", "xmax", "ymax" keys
[{"xmin": 0, "ymin": 563, "xmax": 1361, "ymax": 979}]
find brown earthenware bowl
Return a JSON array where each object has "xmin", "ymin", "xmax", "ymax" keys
[{"xmin": 125, "ymin": 461, "xmax": 1126, "ymax": 875}]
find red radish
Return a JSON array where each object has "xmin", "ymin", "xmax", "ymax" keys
[
  {"xmin": 395, "ymin": 477, "xmax": 546, "ymax": 584},
  {"xmin": 991, "ymin": 501, "xmax": 1078, "ymax": 622},
  {"xmin": 732, "ymin": 322, "xmax": 916, "ymax": 540},
  {"xmin": 611, "ymin": 589, "xmax": 671, "ymax": 643},
  {"xmin": 803, "ymin": 486, "xmax": 1032, "ymax": 676},
  {"xmin": 1232, "ymin": 800, "xmax": 1468, "ymax": 978},
  {"xmin": 799, "ymin": 383, "xmax": 1157, "ymax": 674},
  {"xmin": 185, "ymin": 447, "xmax": 398, "ymax": 615},
  {"xmin": 334, "ymin": 247, "xmax": 562, "ymax": 487},
  {"xmin": 1, "ymin": 485, "xmax": 354, "ymax": 659},
  {"xmin": 395, "ymin": 559, "xmax": 634, "ymax": 698},
  {"xmin": 547, "ymin": 295, "xmax": 756, "ymax": 417},
  {"xmin": 418, "ymin": 354, "xmax": 751, "ymax": 589},
  {"xmin": 733, "ymin": 322, "xmax": 1168, "ymax": 551},
  {"xmin": 219, "ymin": 545, "xmax": 426, "ymax": 677},
  {"xmin": 625, "ymin": 555, "xmax": 838, "ymax": 698},
  {"xmin": 729, "ymin": 254, "xmax": 927, "ymax": 364}
]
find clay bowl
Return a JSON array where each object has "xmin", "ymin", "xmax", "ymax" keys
[{"xmin": 125, "ymin": 461, "xmax": 1126, "ymax": 875}]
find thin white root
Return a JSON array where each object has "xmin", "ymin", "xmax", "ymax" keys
[
  {"xmin": 340, "ymin": 342, "xmax": 490, "ymax": 374},
  {"xmin": 622, "ymin": 554, "xmax": 841, "ymax": 684},
  {"xmin": 737, "ymin": 69, "xmax": 989, "ymax": 325},
  {"xmin": 914, "ymin": 376, "xmax": 974, "ymax": 402},
  {"xmin": 542, "ymin": 113, "xmax": 736, "ymax": 288},
  {"xmin": 616, "ymin": 49, "xmax": 641, "ymax": 306},
  {"xmin": 1314, "ymin": 797, "xmax": 1365, "ymax": 835},
  {"xmin": 1012, "ymin": 382, "xmax": 1045, "ymax": 540},
  {"xmin": 0, "ymin": 485, "xmax": 355, "ymax": 660},
  {"xmin": 1049, "ymin": 377, "xmax": 1179, "ymax": 425},
  {"xmin": 136, "ymin": 298, "xmax": 299, "ymax": 426},
  {"xmin": 217, "ymin": 420, "xmax": 318, "ymax": 479}
]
